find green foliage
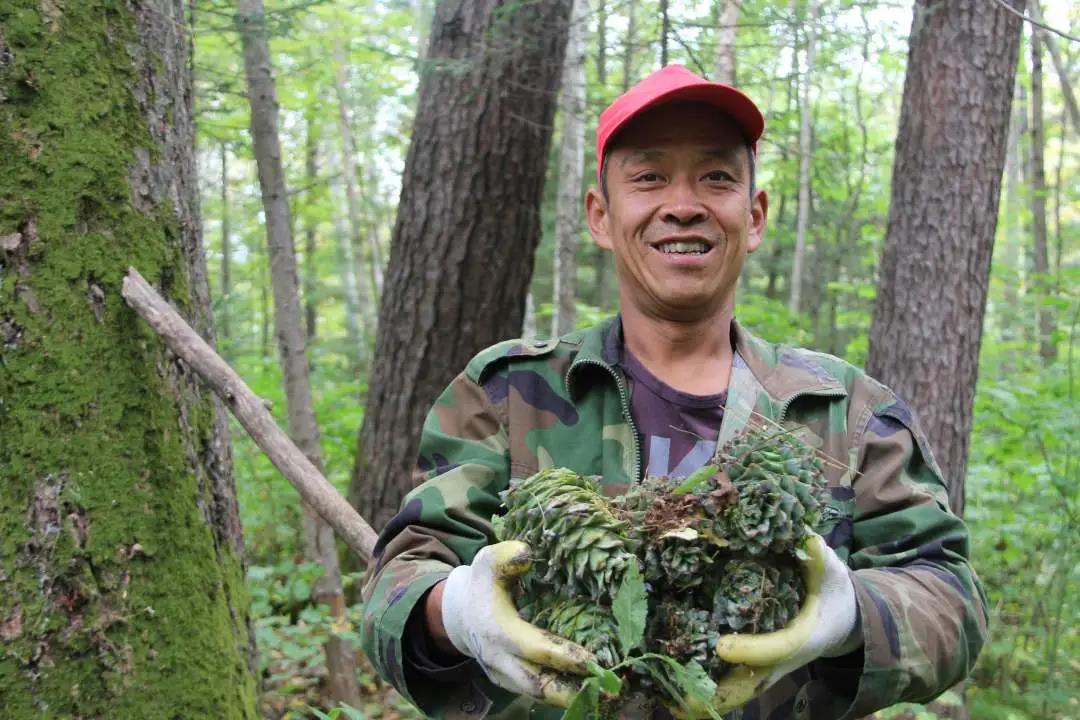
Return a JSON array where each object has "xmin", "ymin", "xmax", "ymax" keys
[{"xmin": 187, "ymin": 0, "xmax": 1079, "ymax": 716}]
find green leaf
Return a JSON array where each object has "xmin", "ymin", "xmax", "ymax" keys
[
  {"xmin": 612, "ymin": 556, "xmax": 647, "ymax": 657},
  {"xmin": 562, "ymin": 676, "xmax": 601, "ymax": 720},
  {"xmin": 586, "ymin": 662, "xmax": 623, "ymax": 695},
  {"xmin": 672, "ymin": 464, "xmax": 719, "ymax": 495}
]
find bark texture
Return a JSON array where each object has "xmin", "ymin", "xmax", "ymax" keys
[
  {"xmin": 788, "ymin": 0, "xmax": 817, "ymax": 315},
  {"xmin": 553, "ymin": 0, "xmax": 588, "ymax": 337},
  {"xmin": 0, "ymin": 2, "xmax": 256, "ymax": 716},
  {"xmin": 714, "ymin": 0, "xmax": 740, "ymax": 84},
  {"xmin": 866, "ymin": 0, "xmax": 1024, "ymax": 516},
  {"xmin": 1028, "ymin": 29, "xmax": 1055, "ymax": 362},
  {"xmin": 349, "ymin": 0, "xmax": 573, "ymax": 531},
  {"xmin": 235, "ymin": 0, "xmax": 361, "ymax": 706}
]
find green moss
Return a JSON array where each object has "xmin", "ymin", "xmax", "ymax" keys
[{"xmin": 0, "ymin": 2, "xmax": 257, "ymax": 717}]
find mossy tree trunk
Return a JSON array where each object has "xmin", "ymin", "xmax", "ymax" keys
[{"xmin": 0, "ymin": 2, "xmax": 257, "ymax": 718}]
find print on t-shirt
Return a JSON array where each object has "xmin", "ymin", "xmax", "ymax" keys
[{"xmin": 620, "ymin": 350, "xmax": 729, "ymax": 479}]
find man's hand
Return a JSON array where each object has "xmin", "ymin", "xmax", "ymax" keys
[
  {"xmin": 677, "ymin": 535, "xmax": 861, "ymax": 717},
  {"xmin": 437, "ymin": 540, "xmax": 596, "ymax": 707}
]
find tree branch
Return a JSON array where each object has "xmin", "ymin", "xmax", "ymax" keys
[{"xmin": 121, "ymin": 267, "xmax": 379, "ymax": 563}]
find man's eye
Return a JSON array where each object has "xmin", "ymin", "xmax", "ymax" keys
[
  {"xmin": 704, "ymin": 171, "xmax": 734, "ymax": 182},
  {"xmin": 634, "ymin": 172, "xmax": 663, "ymax": 182}
]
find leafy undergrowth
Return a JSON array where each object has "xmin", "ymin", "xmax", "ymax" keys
[{"xmin": 248, "ymin": 559, "xmax": 423, "ymax": 720}]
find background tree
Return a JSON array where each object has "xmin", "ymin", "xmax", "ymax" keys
[
  {"xmin": 0, "ymin": 1, "xmax": 256, "ymax": 716},
  {"xmin": 866, "ymin": 0, "xmax": 1025, "ymax": 515},
  {"xmin": 553, "ymin": 0, "xmax": 589, "ymax": 336},
  {"xmin": 236, "ymin": 0, "xmax": 361, "ymax": 706},
  {"xmin": 348, "ymin": 0, "xmax": 574, "ymax": 530}
]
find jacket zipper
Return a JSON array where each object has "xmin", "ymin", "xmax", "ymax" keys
[
  {"xmin": 570, "ymin": 359, "xmax": 642, "ymax": 482},
  {"xmin": 776, "ymin": 387, "xmax": 847, "ymax": 424}
]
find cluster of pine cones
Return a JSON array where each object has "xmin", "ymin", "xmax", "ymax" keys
[{"xmin": 496, "ymin": 426, "xmax": 830, "ymax": 680}]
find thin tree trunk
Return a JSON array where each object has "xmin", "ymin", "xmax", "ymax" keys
[
  {"xmin": 714, "ymin": 0, "xmax": 740, "ymax": 84},
  {"xmin": 1001, "ymin": 75, "xmax": 1025, "ymax": 355},
  {"xmin": 332, "ymin": 171, "xmax": 369, "ymax": 366},
  {"xmin": 303, "ymin": 118, "xmax": 319, "ymax": 344},
  {"xmin": 1030, "ymin": 2, "xmax": 1079, "ymax": 133},
  {"xmin": 0, "ymin": 1, "xmax": 256, "ymax": 715},
  {"xmin": 1029, "ymin": 28, "xmax": 1056, "ymax": 362},
  {"xmin": 789, "ymin": 0, "xmax": 817, "ymax": 315},
  {"xmin": 235, "ymin": 0, "xmax": 362, "ymax": 707},
  {"xmin": 660, "ymin": 0, "xmax": 671, "ymax": 67},
  {"xmin": 623, "ymin": 0, "xmax": 637, "ymax": 92},
  {"xmin": 597, "ymin": 0, "xmax": 608, "ymax": 86},
  {"xmin": 554, "ymin": 0, "xmax": 588, "ymax": 337},
  {"xmin": 349, "ymin": 0, "xmax": 574, "ymax": 531},
  {"xmin": 866, "ymin": 0, "xmax": 1024, "ymax": 516},
  {"xmin": 333, "ymin": 35, "xmax": 382, "ymax": 310},
  {"xmin": 221, "ymin": 142, "xmax": 232, "ymax": 343}
]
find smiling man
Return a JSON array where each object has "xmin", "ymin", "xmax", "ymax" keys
[{"xmin": 361, "ymin": 65, "xmax": 988, "ymax": 720}]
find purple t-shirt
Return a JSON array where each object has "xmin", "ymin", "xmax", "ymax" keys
[{"xmin": 621, "ymin": 350, "xmax": 727, "ymax": 479}]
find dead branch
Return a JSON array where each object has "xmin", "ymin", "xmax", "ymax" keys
[{"xmin": 121, "ymin": 267, "xmax": 378, "ymax": 564}]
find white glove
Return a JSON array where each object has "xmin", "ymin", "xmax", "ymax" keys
[
  {"xmin": 441, "ymin": 540, "xmax": 595, "ymax": 707},
  {"xmin": 687, "ymin": 534, "xmax": 861, "ymax": 716}
]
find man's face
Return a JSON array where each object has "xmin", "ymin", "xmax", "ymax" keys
[{"xmin": 586, "ymin": 102, "xmax": 767, "ymax": 323}]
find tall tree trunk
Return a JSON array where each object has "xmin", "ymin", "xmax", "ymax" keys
[
  {"xmin": 714, "ymin": 0, "xmax": 740, "ymax": 84},
  {"xmin": 866, "ymin": 0, "xmax": 1024, "ymax": 516},
  {"xmin": 0, "ymin": 2, "xmax": 256, "ymax": 715},
  {"xmin": 235, "ymin": 0, "xmax": 362, "ymax": 707},
  {"xmin": 596, "ymin": 0, "xmax": 607, "ymax": 86},
  {"xmin": 1028, "ymin": 29, "xmax": 1056, "ymax": 362},
  {"xmin": 789, "ymin": 0, "xmax": 817, "ymax": 315},
  {"xmin": 221, "ymin": 142, "xmax": 232, "ymax": 343},
  {"xmin": 303, "ymin": 118, "xmax": 319, "ymax": 344},
  {"xmin": 554, "ymin": 0, "xmax": 588, "ymax": 337},
  {"xmin": 660, "ymin": 0, "xmax": 671, "ymax": 67},
  {"xmin": 349, "ymin": 0, "xmax": 574, "ymax": 531},
  {"xmin": 1030, "ymin": 1, "xmax": 1079, "ymax": 133},
  {"xmin": 1000, "ymin": 76, "xmax": 1026, "ymax": 359},
  {"xmin": 332, "ymin": 170, "xmax": 369, "ymax": 367},
  {"xmin": 623, "ymin": 0, "xmax": 637, "ymax": 92}
]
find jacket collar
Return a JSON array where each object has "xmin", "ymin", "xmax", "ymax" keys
[{"xmin": 565, "ymin": 315, "xmax": 846, "ymax": 406}]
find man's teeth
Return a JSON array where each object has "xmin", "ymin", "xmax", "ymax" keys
[{"xmin": 658, "ymin": 241, "xmax": 710, "ymax": 254}]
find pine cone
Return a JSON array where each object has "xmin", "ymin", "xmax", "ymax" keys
[
  {"xmin": 500, "ymin": 469, "xmax": 634, "ymax": 601},
  {"xmin": 533, "ymin": 599, "xmax": 621, "ymax": 667},
  {"xmin": 712, "ymin": 556, "xmax": 803, "ymax": 633}
]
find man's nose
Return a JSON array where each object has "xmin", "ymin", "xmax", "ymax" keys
[{"xmin": 660, "ymin": 180, "xmax": 707, "ymax": 226}]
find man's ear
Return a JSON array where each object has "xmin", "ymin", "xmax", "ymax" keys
[
  {"xmin": 585, "ymin": 188, "xmax": 613, "ymax": 250},
  {"xmin": 746, "ymin": 189, "xmax": 768, "ymax": 255}
]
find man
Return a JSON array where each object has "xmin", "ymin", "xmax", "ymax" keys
[{"xmin": 361, "ymin": 65, "xmax": 988, "ymax": 720}]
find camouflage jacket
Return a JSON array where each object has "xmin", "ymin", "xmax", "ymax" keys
[{"xmin": 360, "ymin": 317, "xmax": 988, "ymax": 720}]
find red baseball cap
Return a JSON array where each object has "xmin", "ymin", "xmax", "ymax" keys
[{"xmin": 596, "ymin": 64, "xmax": 765, "ymax": 182}]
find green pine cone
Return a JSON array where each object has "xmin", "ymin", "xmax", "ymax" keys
[
  {"xmin": 712, "ymin": 556, "xmax": 803, "ymax": 633},
  {"xmin": 533, "ymin": 599, "xmax": 621, "ymax": 667},
  {"xmin": 500, "ymin": 468, "xmax": 634, "ymax": 601}
]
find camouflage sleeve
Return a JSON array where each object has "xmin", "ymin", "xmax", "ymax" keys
[
  {"xmin": 359, "ymin": 369, "xmax": 509, "ymax": 715},
  {"xmin": 837, "ymin": 394, "xmax": 989, "ymax": 718}
]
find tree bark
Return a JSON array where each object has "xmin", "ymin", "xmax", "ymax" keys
[
  {"xmin": 221, "ymin": 142, "xmax": 232, "ymax": 343},
  {"xmin": 349, "ymin": 0, "xmax": 573, "ymax": 532},
  {"xmin": 0, "ymin": 1, "xmax": 256, "ymax": 716},
  {"xmin": 623, "ymin": 0, "xmax": 637, "ymax": 92},
  {"xmin": 660, "ymin": 0, "xmax": 671, "ymax": 67},
  {"xmin": 553, "ymin": 0, "xmax": 588, "ymax": 337},
  {"xmin": 866, "ymin": 0, "xmax": 1024, "ymax": 516},
  {"xmin": 329, "ymin": 40, "xmax": 370, "ymax": 368},
  {"xmin": 1028, "ymin": 28, "xmax": 1056, "ymax": 363},
  {"xmin": 235, "ymin": 0, "xmax": 362, "ymax": 707},
  {"xmin": 789, "ymin": 0, "xmax": 817, "ymax": 315},
  {"xmin": 303, "ymin": 118, "xmax": 319, "ymax": 344},
  {"xmin": 596, "ymin": 0, "xmax": 608, "ymax": 86},
  {"xmin": 1030, "ymin": 1, "xmax": 1079, "ymax": 133},
  {"xmin": 714, "ymin": 0, "xmax": 740, "ymax": 84}
]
